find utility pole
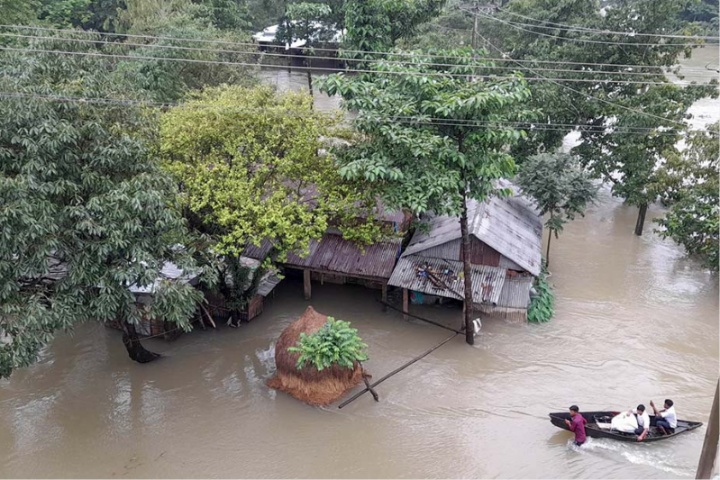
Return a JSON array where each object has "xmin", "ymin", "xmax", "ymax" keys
[{"xmin": 696, "ymin": 380, "xmax": 719, "ymax": 479}]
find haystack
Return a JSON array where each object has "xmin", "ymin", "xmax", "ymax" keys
[{"xmin": 267, "ymin": 306, "xmax": 364, "ymax": 406}]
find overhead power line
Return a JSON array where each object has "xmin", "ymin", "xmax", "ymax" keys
[
  {"xmin": 2, "ymin": 46, "xmax": 715, "ymax": 87},
  {"xmin": 1, "ymin": 91, "xmax": 709, "ymax": 136},
  {"xmin": 0, "ymin": 24, "xmax": 714, "ymax": 73},
  {"xmin": 4, "ymin": 31, "xmax": 708, "ymax": 79},
  {"xmin": 496, "ymin": 7, "xmax": 720, "ymax": 41},
  {"xmin": 465, "ymin": 18, "xmax": 689, "ymax": 128},
  {"xmin": 473, "ymin": 11, "xmax": 708, "ymax": 47}
]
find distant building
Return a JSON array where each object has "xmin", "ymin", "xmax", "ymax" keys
[
  {"xmin": 388, "ymin": 182, "xmax": 543, "ymax": 321},
  {"xmin": 252, "ymin": 22, "xmax": 343, "ymax": 51}
]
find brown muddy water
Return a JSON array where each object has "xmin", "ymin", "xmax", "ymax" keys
[{"xmin": 1, "ymin": 186, "xmax": 718, "ymax": 479}]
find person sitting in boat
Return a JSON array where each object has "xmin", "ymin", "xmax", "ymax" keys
[
  {"xmin": 565, "ymin": 405, "xmax": 587, "ymax": 446},
  {"xmin": 627, "ymin": 404, "xmax": 650, "ymax": 442},
  {"xmin": 650, "ymin": 399, "xmax": 677, "ymax": 435}
]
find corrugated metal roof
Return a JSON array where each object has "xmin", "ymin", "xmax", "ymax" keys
[
  {"xmin": 284, "ymin": 234, "xmax": 401, "ymax": 280},
  {"xmin": 242, "ymin": 238, "xmax": 274, "ymax": 260},
  {"xmin": 402, "ymin": 181, "xmax": 542, "ymax": 276},
  {"xmin": 388, "ymin": 255, "xmax": 507, "ymax": 305},
  {"xmin": 257, "ymin": 272, "xmax": 282, "ymax": 297},
  {"xmin": 129, "ymin": 262, "xmax": 200, "ymax": 294}
]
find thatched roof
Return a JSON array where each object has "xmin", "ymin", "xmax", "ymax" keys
[{"xmin": 267, "ymin": 306, "xmax": 364, "ymax": 406}]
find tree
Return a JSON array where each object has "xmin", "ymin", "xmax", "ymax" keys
[
  {"xmin": 159, "ymin": 84, "xmax": 383, "ymax": 261},
  {"xmin": 319, "ymin": 49, "xmax": 531, "ymax": 344},
  {"xmin": 114, "ymin": 0, "xmax": 257, "ymax": 103},
  {"xmin": 655, "ymin": 123, "xmax": 719, "ymax": 270},
  {"xmin": 0, "ymin": 41, "xmax": 209, "ymax": 378},
  {"xmin": 516, "ymin": 153, "xmax": 597, "ymax": 266},
  {"xmin": 282, "ymin": 2, "xmax": 333, "ymax": 96},
  {"xmin": 0, "ymin": 0, "xmax": 37, "ymax": 26},
  {"xmin": 343, "ymin": 0, "xmax": 446, "ymax": 55},
  {"xmin": 462, "ymin": 0, "xmax": 718, "ymax": 235}
]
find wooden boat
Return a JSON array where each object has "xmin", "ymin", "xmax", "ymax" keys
[{"xmin": 549, "ymin": 411, "xmax": 703, "ymax": 442}]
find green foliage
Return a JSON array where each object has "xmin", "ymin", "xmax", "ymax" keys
[
  {"xmin": 115, "ymin": 0, "xmax": 257, "ymax": 102},
  {"xmin": 0, "ymin": 0, "xmax": 39, "ymax": 26},
  {"xmin": 460, "ymin": 0, "xmax": 718, "ymax": 236},
  {"xmin": 160, "ymin": 85, "xmax": 383, "ymax": 259},
  {"xmin": 0, "ymin": 44, "xmax": 208, "ymax": 378},
  {"xmin": 655, "ymin": 124, "xmax": 719, "ymax": 270},
  {"xmin": 527, "ymin": 265, "xmax": 554, "ymax": 323},
  {"xmin": 287, "ymin": 317, "xmax": 368, "ymax": 370},
  {"xmin": 343, "ymin": 0, "xmax": 446, "ymax": 55},
  {"xmin": 516, "ymin": 153, "xmax": 597, "ymax": 239},
  {"xmin": 318, "ymin": 48, "xmax": 532, "ymax": 217}
]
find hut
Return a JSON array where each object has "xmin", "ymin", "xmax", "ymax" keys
[
  {"xmin": 267, "ymin": 306, "xmax": 365, "ymax": 406},
  {"xmin": 117, "ymin": 261, "xmax": 202, "ymax": 339},
  {"xmin": 243, "ymin": 207, "xmax": 410, "ymax": 303},
  {"xmin": 388, "ymin": 182, "xmax": 543, "ymax": 321}
]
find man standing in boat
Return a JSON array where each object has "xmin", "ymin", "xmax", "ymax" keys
[
  {"xmin": 628, "ymin": 404, "xmax": 650, "ymax": 441},
  {"xmin": 650, "ymin": 399, "xmax": 677, "ymax": 435},
  {"xmin": 565, "ymin": 405, "xmax": 587, "ymax": 446}
]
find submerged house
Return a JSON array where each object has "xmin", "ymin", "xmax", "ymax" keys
[
  {"xmin": 243, "ymin": 208, "xmax": 410, "ymax": 303},
  {"xmin": 388, "ymin": 186, "xmax": 543, "ymax": 321}
]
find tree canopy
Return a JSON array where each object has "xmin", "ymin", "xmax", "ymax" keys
[
  {"xmin": 0, "ymin": 44, "xmax": 208, "ymax": 378},
  {"xmin": 319, "ymin": 48, "xmax": 532, "ymax": 342},
  {"xmin": 655, "ymin": 123, "xmax": 719, "ymax": 270},
  {"xmin": 516, "ymin": 153, "xmax": 597, "ymax": 265},
  {"xmin": 160, "ymin": 85, "xmax": 384, "ymax": 260}
]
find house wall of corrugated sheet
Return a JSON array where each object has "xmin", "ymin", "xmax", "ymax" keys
[{"xmin": 497, "ymin": 274, "xmax": 534, "ymax": 309}]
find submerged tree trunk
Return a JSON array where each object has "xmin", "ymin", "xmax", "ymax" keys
[
  {"xmin": 122, "ymin": 321, "xmax": 161, "ymax": 363},
  {"xmin": 635, "ymin": 203, "xmax": 648, "ymax": 236},
  {"xmin": 460, "ymin": 194, "xmax": 474, "ymax": 346},
  {"xmin": 546, "ymin": 229, "xmax": 552, "ymax": 267}
]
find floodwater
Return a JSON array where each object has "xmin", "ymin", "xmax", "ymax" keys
[
  {"xmin": 0, "ymin": 186, "xmax": 717, "ymax": 479},
  {"xmin": 1, "ymin": 50, "xmax": 719, "ymax": 480}
]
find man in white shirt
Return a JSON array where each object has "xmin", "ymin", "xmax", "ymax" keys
[
  {"xmin": 651, "ymin": 399, "xmax": 677, "ymax": 435},
  {"xmin": 629, "ymin": 404, "xmax": 651, "ymax": 442}
]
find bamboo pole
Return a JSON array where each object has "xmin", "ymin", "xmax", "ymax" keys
[
  {"xmin": 696, "ymin": 380, "xmax": 719, "ymax": 479},
  {"xmin": 338, "ymin": 332, "xmax": 458, "ymax": 409}
]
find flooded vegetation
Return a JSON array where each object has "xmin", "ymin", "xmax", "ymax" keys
[{"xmin": 1, "ymin": 187, "xmax": 717, "ymax": 479}]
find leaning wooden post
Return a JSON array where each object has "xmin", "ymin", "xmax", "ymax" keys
[
  {"xmin": 402, "ymin": 288, "xmax": 409, "ymax": 321},
  {"xmin": 381, "ymin": 283, "xmax": 388, "ymax": 311},
  {"xmin": 696, "ymin": 380, "xmax": 719, "ymax": 479},
  {"xmin": 303, "ymin": 269, "xmax": 312, "ymax": 300}
]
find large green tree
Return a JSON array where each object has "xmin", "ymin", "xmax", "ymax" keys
[
  {"xmin": 0, "ymin": 41, "xmax": 208, "ymax": 378},
  {"xmin": 114, "ymin": 0, "xmax": 257, "ymax": 103},
  {"xmin": 160, "ymin": 85, "xmax": 384, "ymax": 261},
  {"xmin": 460, "ymin": 0, "xmax": 718, "ymax": 235},
  {"xmin": 343, "ymin": 0, "xmax": 446, "ymax": 55},
  {"xmin": 655, "ymin": 123, "xmax": 719, "ymax": 270},
  {"xmin": 516, "ymin": 153, "xmax": 597, "ymax": 266},
  {"xmin": 319, "ymin": 49, "xmax": 531, "ymax": 344},
  {"xmin": 281, "ymin": 1, "xmax": 333, "ymax": 96}
]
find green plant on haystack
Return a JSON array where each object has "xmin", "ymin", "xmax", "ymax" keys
[
  {"xmin": 527, "ymin": 265, "xmax": 554, "ymax": 323},
  {"xmin": 288, "ymin": 318, "xmax": 368, "ymax": 371}
]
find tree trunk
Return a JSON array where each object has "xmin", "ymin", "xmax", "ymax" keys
[
  {"xmin": 696, "ymin": 380, "xmax": 719, "ymax": 479},
  {"xmin": 635, "ymin": 203, "xmax": 648, "ymax": 236},
  {"xmin": 472, "ymin": 13, "xmax": 479, "ymax": 50},
  {"xmin": 460, "ymin": 195, "xmax": 475, "ymax": 345},
  {"xmin": 122, "ymin": 321, "xmax": 161, "ymax": 363},
  {"xmin": 306, "ymin": 48, "xmax": 314, "ymax": 99},
  {"xmin": 546, "ymin": 229, "xmax": 552, "ymax": 268}
]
